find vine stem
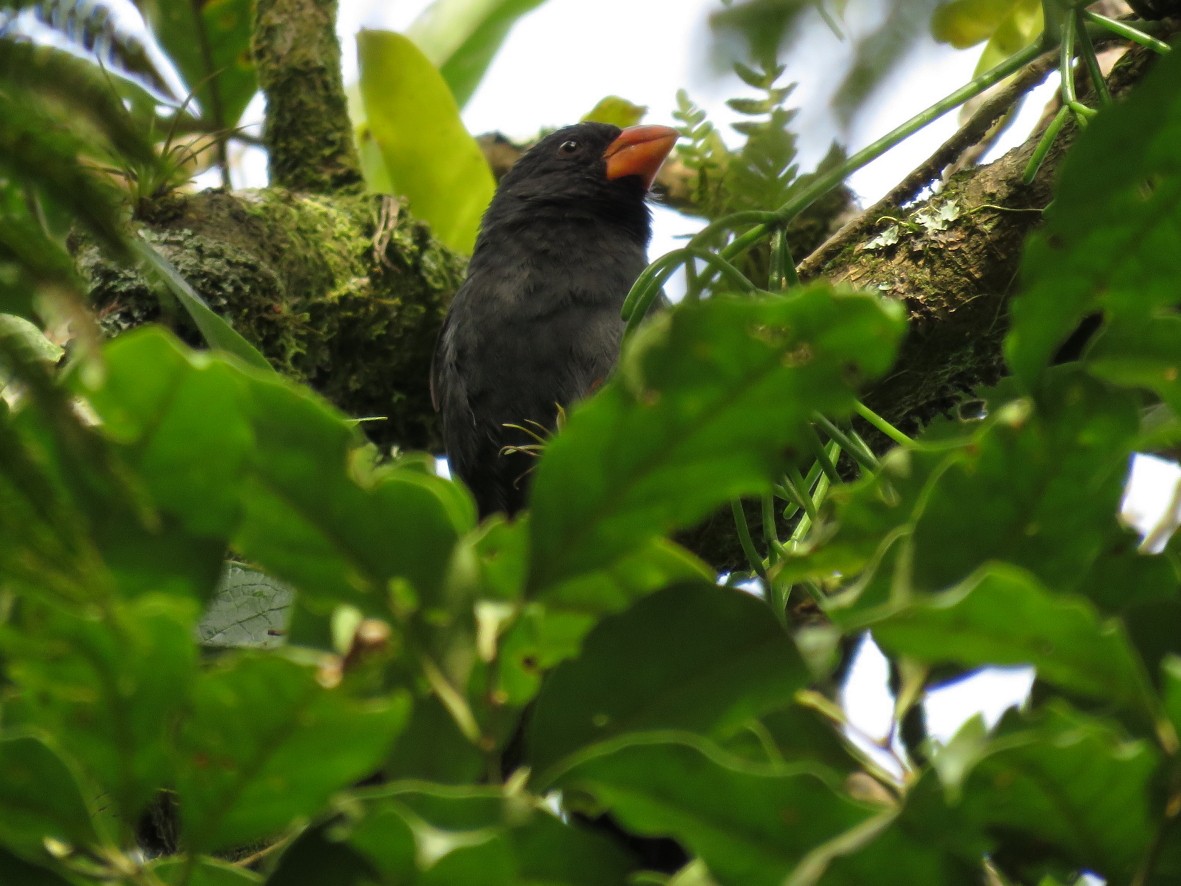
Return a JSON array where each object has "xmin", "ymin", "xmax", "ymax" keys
[{"xmin": 711, "ymin": 40, "xmax": 1046, "ymax": 265}]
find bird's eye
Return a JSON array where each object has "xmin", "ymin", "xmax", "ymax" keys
[{"xmin": 558, "ymin": 139, "xmax": 580, "ymax": 156}]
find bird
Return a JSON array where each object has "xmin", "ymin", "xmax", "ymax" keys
[{"xmin": 431, "ymin": 122, "xmax": 678, "ymax": 517}]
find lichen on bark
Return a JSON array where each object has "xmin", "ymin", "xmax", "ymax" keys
[{"xmin": 79, "ymin": 188, "xmax": 465, "ymax": 452}]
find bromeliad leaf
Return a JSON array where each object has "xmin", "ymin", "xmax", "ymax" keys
[{"xmin": 357, "ymin": 30, "xmax": 495, "ymax": 254}]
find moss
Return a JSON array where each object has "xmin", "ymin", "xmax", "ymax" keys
[{"xmin": 82, "ymin": 187, "xmax": 466, "ymax": 452}]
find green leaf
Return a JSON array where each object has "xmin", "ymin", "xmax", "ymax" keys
[
  {"xmin": 0, "ymin": 736, "xmax": 101, "ymax": 860},
  {"xmin": 175, "ymin": 654, "xmax": 411, "ymax": 852},
  {"xmin": 907, "ymin": 374, "xmax": 1138, "ymax": 594},
  {"xmin": 861, "ymin": 564, "xmax": 1162, "ymax": 727},
  {"xmin": 357, "ymin": 30, "xmax": 495, "ymax": 253},
  {"xmin": 930, "ymin": 0, "xmax": 1044, "ymax": 77},
  {"xmin": 132, "ymin": 237, "xmax": 275, "ymax": 373},
  {"xmin": 150, "ymin": 857, "xmax": 263, "ymax": 884},
  {"xmin": 3, "ymin": 597, "xmax": 198, "ymax": 826},
  {"xmin": 344, "ymin": 786, "xmax": 634, "ymax": 884},
  {"xmin": 495, "ymin": 538, "xmax": 712, "ymax": 708},
  {"xmin": 0, "ymin": 847, "xmax": 75, "ymax": 886},
  {"xmin": 83, "ymin": 328, "xmax": 471, "ymax": 610},
  {"xmin": 1006, "ymin": 43, "xmax": 1181, "ymax": 391},
  {"xmin": 582, "ymin": 96, "xmax": 648, "ymax": 128},
  {"xmin": 529, "ymin": 584, "xmax": 810, "ymax": 785},
  {"xmin": 268, "ymin": 819, "xmax": 386, "ymax": 886},
  {"xmin": 406, "ymin": 0, "xmax": 551, "ymax": 109},
  {"xmin": 197, "ymin": 563, "xmax": 293, "ymax": 648},
  {"xmin": 785, "ymin": 373, "xmax": 1139, "ymax": 604},
  {"xmin": 558, "ymin": 738, "xmax": 877, "ymax": 886},
  {"xmin": 134, "ymin": 0, "xmax": 258, "ymax": 128},
  {"xmin": 942, "ymin": 704, "xmax": 1159, "ymax": 883},
  {"xmin": 527, "ymin": 285, "xmax": 906, "ymax": 592}
]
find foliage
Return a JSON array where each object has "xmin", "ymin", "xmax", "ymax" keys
[
  {"xmin": 356, "ymin": 29, "xmax": 495, "ymax": 254},
  {"xmin": 3, "ymin": 3, "xmax": 1181, "ymax": 886}
]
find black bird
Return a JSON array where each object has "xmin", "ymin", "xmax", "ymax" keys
[{"xmin": 431, "ymin": 122, "xmax": 678, "ymax": 516}]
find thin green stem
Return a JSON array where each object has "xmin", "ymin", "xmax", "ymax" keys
[
  {"xmin": 622, "ymin": 247, "xmax": 757, "ymax": 334},
  {"xmin": 806, "ymin": 427, "xmax": 842, "ymax": 485},
  {"xmin": 761, "ymin": 493, "xmax": 789, "ymax": 564},
  {"xmin": 1059, "ymin": 9, "xmax": 1078, "ymax": 108},
  {"xmin": 854, "ymin": 400, "xmax": 914, "ymax": 447},
  {"xmin": 784, "ymin": 465, "xmax": 819, "ymax": 522},
  {"xmin": 731, "ymin": 499, "xmax": 769, "ymax": 584},
  {"xmin": 813, "ymin": 413, "xmax": 878, "ymax": 474},
  {"xmin": 706, "ymin": 40, "xmax": 1045, "ymax": 267},
  {"xmin": 1083, "ymin": 10, "xmax": 1172, "ymax": 54},
  {"xmin": 1075, "ymin": 9, "xmax": 1112, "ymax": 106},
  {"xmin": 1023, "ymin": 104, "xmax": 1071, "ymax": 184},
  {"xmin": 769, "ymin": 227, "xmax": 799, "ymax": 290}
]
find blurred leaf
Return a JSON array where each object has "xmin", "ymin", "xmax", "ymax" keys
[
  {"xmin": 132, "ymin": 236, "xmax": 275, "ymax": 373},
  {"xmin": 133, "ymin": 0, "xmax": 257, "ymax": 127},
  {"xmin": 0, "ymin": 40, "xmax": 156, "ymax": 167},
  {"xmin": 0, "ymin": 847, "xmax": 74, "ymax": 886},
  {"xmin": 1006, "ymin": 43, "xmax": 1181, "ymax": 395},
  {"xmin": 23, "ymin": 1, "xmax": 183, "ymax": 103},
  {"xmin": 3, "ymin": 596, "xmax": 198, "ymax": 824},
  {"xmin": 558, "ymin": 738, "xmax": 876, "ymax": 885},
  {"xmin": 859, "ymin": 564, "xmax": 1162, "ymax": 726},
  {"xmin": 943, "ymin": 704, "xmax": 1159, "ymax": 882},
  {"xmin": 151, "ymin": 857, "xmax": 263, "ymax": 884},
  {"xmin": 0, "ymin": 90, "xmax": 131, "ymax": 257},
  {"xmin": 528, "ymin": 285, "xmax": 906, "ymax": 592},
  {"xmin": 582, "ymin": 96, "xmax": 647, "ymax": 127},
  {"xmin": 267, "ymin": 818, "xmax": 386, "ymax": 886},
  {"xmin": 406, "ymin": 0, "xmax": 551, "ymax": 109},
  {"xmin": 357, "ymin": 30, "xmax": 495, "ymax": 253},
  {"xmin": 83, "ymin": 328, "xmax": 471, "ymax": 610},
  {"xmin": 496, "ymin": 538, "xmax": 712, "ymax": 708},
  {"xmin": 343, "ymin": 787, "xmax": 634, "ymax": 884},
  {"xmin": 176, "ymin": 654, "xmax": 410, "ymax": 852},
  {"xmin": 197, "ymin": 563, "xmax": 293, "ymax": 648},
  {"xmin": 529, "ymin": 584, "xmax": 810, "ymax": 784},
  {"xmin": 931, "ymin": 0, "xmax": 1042, "ymax": 50},
  {"xmin": 785, "ymin": 373, "xmax": 1140, "ymax": 605},
  {"xmin": 0, "ymin": 736, "xmax": 101, "ymax": 861}
]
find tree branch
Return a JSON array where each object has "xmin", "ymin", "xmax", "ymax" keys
[{"xmin": 252, "ymin": 0, "xmax": 362, "ymax": 192}]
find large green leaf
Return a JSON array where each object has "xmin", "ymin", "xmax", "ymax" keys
[
  {"xmin": 557, "ymin": 738, "xmax": 877, "ymax": 885},
  {"xmin": 930, "ymin": 0, "xmax": 1043, "ymax": 76},
  {"xmin": 0, "ymin": 736, "xmax": 102, "ymax": 861},
  {"xmin": 406, "ymin": 0, "xmax": 551, "ymax": 109},
  {"xmin": 82, "ymin": 328, "xmax": 472, "ymax": 611},
  {"xmin": 939, "ymin": 704, "xmax": 1159, "ymax": 883},
  {"xmin": 858, "ymin": 564, "xmax": 1162, "ymax": 727},
  {"xmin": 528, "ymin": 583, "xmax": 810, "ymax": 785},
  {"xmin": 175, "ymin": 654, "xmax": 410, "ymax": 852},
  {"xmin": 527, "ymin": 285, "xmax": 906, "ymax": 592},
  {"xmin": 784, "ymin": 373, "xmax": 1141, "ymax": 608},
  {"xmin": 357, "ymin": 30, "xmax": 495, "ymax": 253},
  {"xmin": 2, "ymin": 596, "xmax": 198, "ymax": 825},
  {"xmin": 1006, "ymin": 42, "xmax": 1181, "ymax": 394}
]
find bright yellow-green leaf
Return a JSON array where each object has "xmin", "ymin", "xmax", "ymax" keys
[
  {"xmin": 581, "ymin": 96, "xmax": 648, "ymax": 128},
  {"xmin": 357, "ymin": 30, "xmax": 495, "ymax": 254},
  {"xmin": 931, "ymin": 0, "xmax": 1043, "ymax": 77}
]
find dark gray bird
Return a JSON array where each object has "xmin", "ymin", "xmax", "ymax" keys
[{"xmin": 431, "ymin": 122, "xmax": 678, "ymax": 516}]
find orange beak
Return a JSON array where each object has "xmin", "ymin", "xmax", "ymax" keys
[{"xmin": 603, "ymin": 125, "xmax": 679, "ymax": 190}]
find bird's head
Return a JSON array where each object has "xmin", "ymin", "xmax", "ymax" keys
[{"xmin": 486, "ymin": 122, "xmax": 678, "ymax": 241}]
